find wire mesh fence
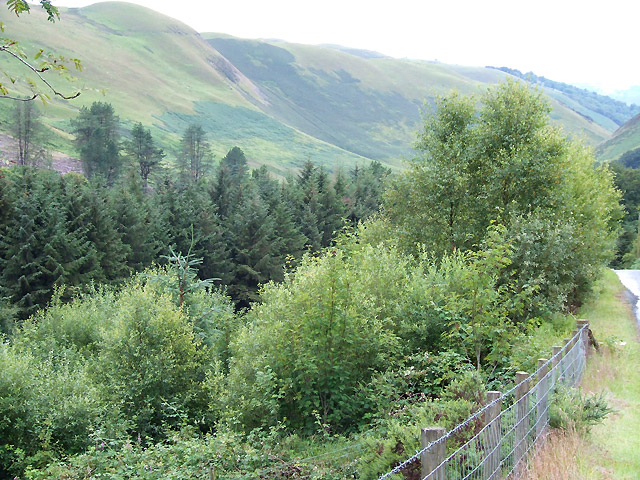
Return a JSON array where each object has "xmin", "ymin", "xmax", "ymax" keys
[{"xmin": 378, "ymin": 322, "xmax": 590, "ymax": 480}]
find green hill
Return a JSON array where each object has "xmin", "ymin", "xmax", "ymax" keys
[
  {"xmin": 597, "ymin": 113, "xmax": 640, "ymax": 163},
  {"xmin": 0, "ymin": 2, "xmax": 617, "ymax": 172},
  {"xmin": 489, "ymin": 67, "xmax": 640, "ymax": 131}
]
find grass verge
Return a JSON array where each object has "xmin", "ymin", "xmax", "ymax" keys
[{"xmin": 523, "ymin": 269, "xmax": 640, "ymax": 479}]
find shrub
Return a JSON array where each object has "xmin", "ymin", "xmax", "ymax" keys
[{"xmin": 549, "ymin": 386, "xmax": 613, "ymax": 433}]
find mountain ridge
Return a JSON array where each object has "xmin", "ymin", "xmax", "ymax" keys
[{"xmin": 0, "ymin": 2, "xmax": 626, "ymax": 172}]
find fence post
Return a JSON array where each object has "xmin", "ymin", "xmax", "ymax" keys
[
  {"xmin": 561, "ymin": 337, "xmax": 571, "ymax": 384},
  {"xmin": 536, "ymin": 359, "xmax": 549, "ymax": 442},
  {"xmin": 484, "ymin": 391, "xmax": 502, "ymax": 480},
  {"xmin": 570, "ymin": 330, "xmax": 580, "ymax": 385},
  {"xmin": 514, "ymin": 372, "xmax": 530, "ymax": 472},
  {"xmin": 421, "ymin": 427, "xmax": 446, "ymax": 480},
  {"xmin": 577, "ymin": 320, "xmax": 589, "ymax": 355},
  {"xmin": 551, "ymin": 346, "xmax": 562, "ymax": 388}
]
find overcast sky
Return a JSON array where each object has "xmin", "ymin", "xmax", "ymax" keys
[{"xmin": 56, "ymin": 0, "xmax": 638, "ymax": 93}]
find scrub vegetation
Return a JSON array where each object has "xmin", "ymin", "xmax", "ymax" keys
[{"xmin": 0, "ymin": 81, "xmax": 623, "ymax": 479}]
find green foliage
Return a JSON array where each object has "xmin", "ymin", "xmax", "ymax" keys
[
  {"xmin": 91, "ymin": 283, "xmax": 211, "ymax": 439},
  {"xmin": 0, "ymin": 339, "xmax": 104, "ymax": 476},
  {"xmin": 385, "ymin": 81, "xmax": 621, "ymax": 312},
  {"xmin": 71, "ymin": 102, "xmax": 121, "ymax": 183},
  {"xmin": 125, "ymin": 122, "xmax": 164, "ymax": 187},
  {"xmin": 6, "ymin": 1, "xmax": 59, "ymax": 22},
  {"xmin": 610, "ymin": 162, "xmax": 640, "ymax": 267},
  {"xmin": 227, "ymin": 240, "xmax": 409, "ymax": 432},
  {"xmin": 549, "ymin": 386, "xmax": 613, "ymax": 433}
]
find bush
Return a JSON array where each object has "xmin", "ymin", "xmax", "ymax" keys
[
  {"xmin": 0, "ymin": 341, "xmax": 104, "ymax": 477},
  {"xmin": 549, "ymin": 386, "xmax": 613, "ymax": 433},
  {"xmin": 91, "ymin": 283, "xmax": 212, "ymax": 439}
]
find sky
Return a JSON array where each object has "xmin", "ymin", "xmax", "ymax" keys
[{"xmin": 55, "ymin": 0, "xmax": 639, "ymax": 93}]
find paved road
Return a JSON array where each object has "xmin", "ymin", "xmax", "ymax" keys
[{"xmin": 614, "ymin": 269, "xmax": 640, "ymax": 327}]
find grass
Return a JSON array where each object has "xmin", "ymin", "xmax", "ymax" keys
[
  {"xmin": 597, "ymin": 115, "xmax": 640, "ymax": 163},
  {"xmin": 522, "ymin": 269, "xmax": 640, "ymax": 479},
  {"xmin": 0, "ymin": 2, "xmax": 615, "ymax": 174}
]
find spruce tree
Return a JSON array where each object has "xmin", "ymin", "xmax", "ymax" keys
[
  {"xmin": 71, "ymin": 102, "xmax": 121, "ymax": 183},
  {"xmin": 125, "ymin": 122, "xmax": 164, "ymax": 188}
]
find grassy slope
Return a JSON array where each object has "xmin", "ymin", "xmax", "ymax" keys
[
  {"xmin": 0, "ymin": 2, "xmax": 614, "ymax": 172},
  {"xmin": 0, "ymin": 3, "xmax": 368, "ymax": 172},
  {"xmin": 524, "ymin": 270, "xmax": 640, "ymax": 479},
  {"xmin": 578, "ymin": 269, "xmax": 640, "ymax": 478},
  {"xmin": 205, "ymin": 33, "xmax": 611, "ymax": 165},
  {"xmin": 597, "ymin": 114, "xmax": 640, "ymax": 163}
]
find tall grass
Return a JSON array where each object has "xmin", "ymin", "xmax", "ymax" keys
[{"xmin": 522, "ymin": 269, "xmax": 640, "ymax": 479}]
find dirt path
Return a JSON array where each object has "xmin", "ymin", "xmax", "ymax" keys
[{"xmin": 0, "ymin": 132, "xmax": 82, "ymax": 175}]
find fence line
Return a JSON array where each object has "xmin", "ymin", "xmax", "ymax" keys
[{"xmin": 378, "ymin": 321, "xmax": 590, "ymax": 480}]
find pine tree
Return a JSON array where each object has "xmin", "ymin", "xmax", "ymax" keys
[
  {"xmin": 178, "ymin": 124, "xmax": 212, "ymax": 183},
  {"xmin": 109, "ymin": 171, "xmax": 162, "ymax": 273},
  {"xmin": 71, "ymin": 102, "xmax": 121, "ymax": 183},
  {"xmin": 125, "ymin": 122, "xmax": 164, "ymax": 188}
]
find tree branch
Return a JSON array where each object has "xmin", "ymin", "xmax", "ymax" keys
[{"xmin": 0, "ymin": 44, "xmax": 80, "ymax": 100}]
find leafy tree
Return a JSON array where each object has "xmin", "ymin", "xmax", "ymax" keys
[
  {"xmin": 125, "ymin": 122, "xmax": 164, "ymax": 188},
  {"xmin": 92, "ymin": 283, "xmax": 210, "ymax": 439},
  {"xmin": 610, "ymin": 162, "xmax": 640, "ymax": 266},
  {"xmin": 1, "ymin": 1, "xmax": 82, "ymax": 102},
  {"xmin": 71, "ymin": 102, "xmax": 121, "ymax": 183},
  {"xmin": 385, "ymin": 81, "xmax": 621, "ymax": 312}
]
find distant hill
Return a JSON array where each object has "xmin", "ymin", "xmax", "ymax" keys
[
  {"xmin": 0, "ymin": 2, "xmax": 619, "ymax": 173},
  {"xmin": 609, "ymin": 86, "xmax": 640, "ymax": 107},
  {"xmin": 597, "ymin": 113, "xmax": 640, "ymax": 163},
  {"xmin": 488, "ymin": 67, "xmax": 640, "ymax": 131}
]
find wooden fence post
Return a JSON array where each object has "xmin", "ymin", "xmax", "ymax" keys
[
  {"xmin": 514, "ymin": 372, "xmax": 530, "ymax": 471},
  {"xmin": 570, "ymin": 330, "xmax": 580, "ymax": 384},
  {"xmin": 551, "ymin": 346, "xmax": 562, "ymax": 387},
  {"xmin": 484, "ymin": 391, "xmax": 502, "ymax": 480},
  {"xmin": 562, "ymin": 337, "xmax": 571, "ymax": 384},
  {"xmin": 421, "ymin": 427, "xmax": 446, "ymax": 480},
  {"xmin": 536, "ymin": 359, "xmax": 549, "ymax": 441},
  {"xmin": 577, "ymin": 320, "xmax": 589, "ymax": 356}
]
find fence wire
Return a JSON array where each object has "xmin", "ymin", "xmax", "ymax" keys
[{"xmin": 378, "ymin": 325, "xmax": 588, "ymax": 480}]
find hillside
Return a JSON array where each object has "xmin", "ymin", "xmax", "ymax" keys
[
  {"xmin": 489, "ymin": 67, "xmax": 640, "ymax": 131},
  {"xmin": 597, "ymin": 112, "xmax": 640, "ymax": 163},
  {"xmin": 0, "ymin": 2, "xmax": 617, "ymax": 172}
]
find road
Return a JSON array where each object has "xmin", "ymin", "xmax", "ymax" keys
[{"xmin": 614, "ymin": 269, "xmax": 640, "ymax": 327}]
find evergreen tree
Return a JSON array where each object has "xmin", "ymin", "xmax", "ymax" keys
[
  {"xmin": 11, "ymin": 101, "xmax": 44, "ymax": 166},
  {"xmin": 109, "ymin": 171, "xmax": 162, "ymax": 273},
  {"xmin": 154, "ymin": 179, "xmax": 232, "ymax": 286},
  {"xmin": 71, "ymin": 102, "xmax": 121, "ymax": 183},
  {"xmin": 62, "ymin": 174, "xmax": 129, "ymax": 283},
  {"xmin": 125, "ymin": 122, "xmax": 164, "ymax": 188},
  {"xmin": 226, "ymin": 186, "xmax": 281, "ymax": 308},
  {"xmin": 179, "ymin": 124, "xmax": 212, "ymax": 183},
  {"xmin": 0, "ymin": 169, "xmax": 94, "ymax": 318}
]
